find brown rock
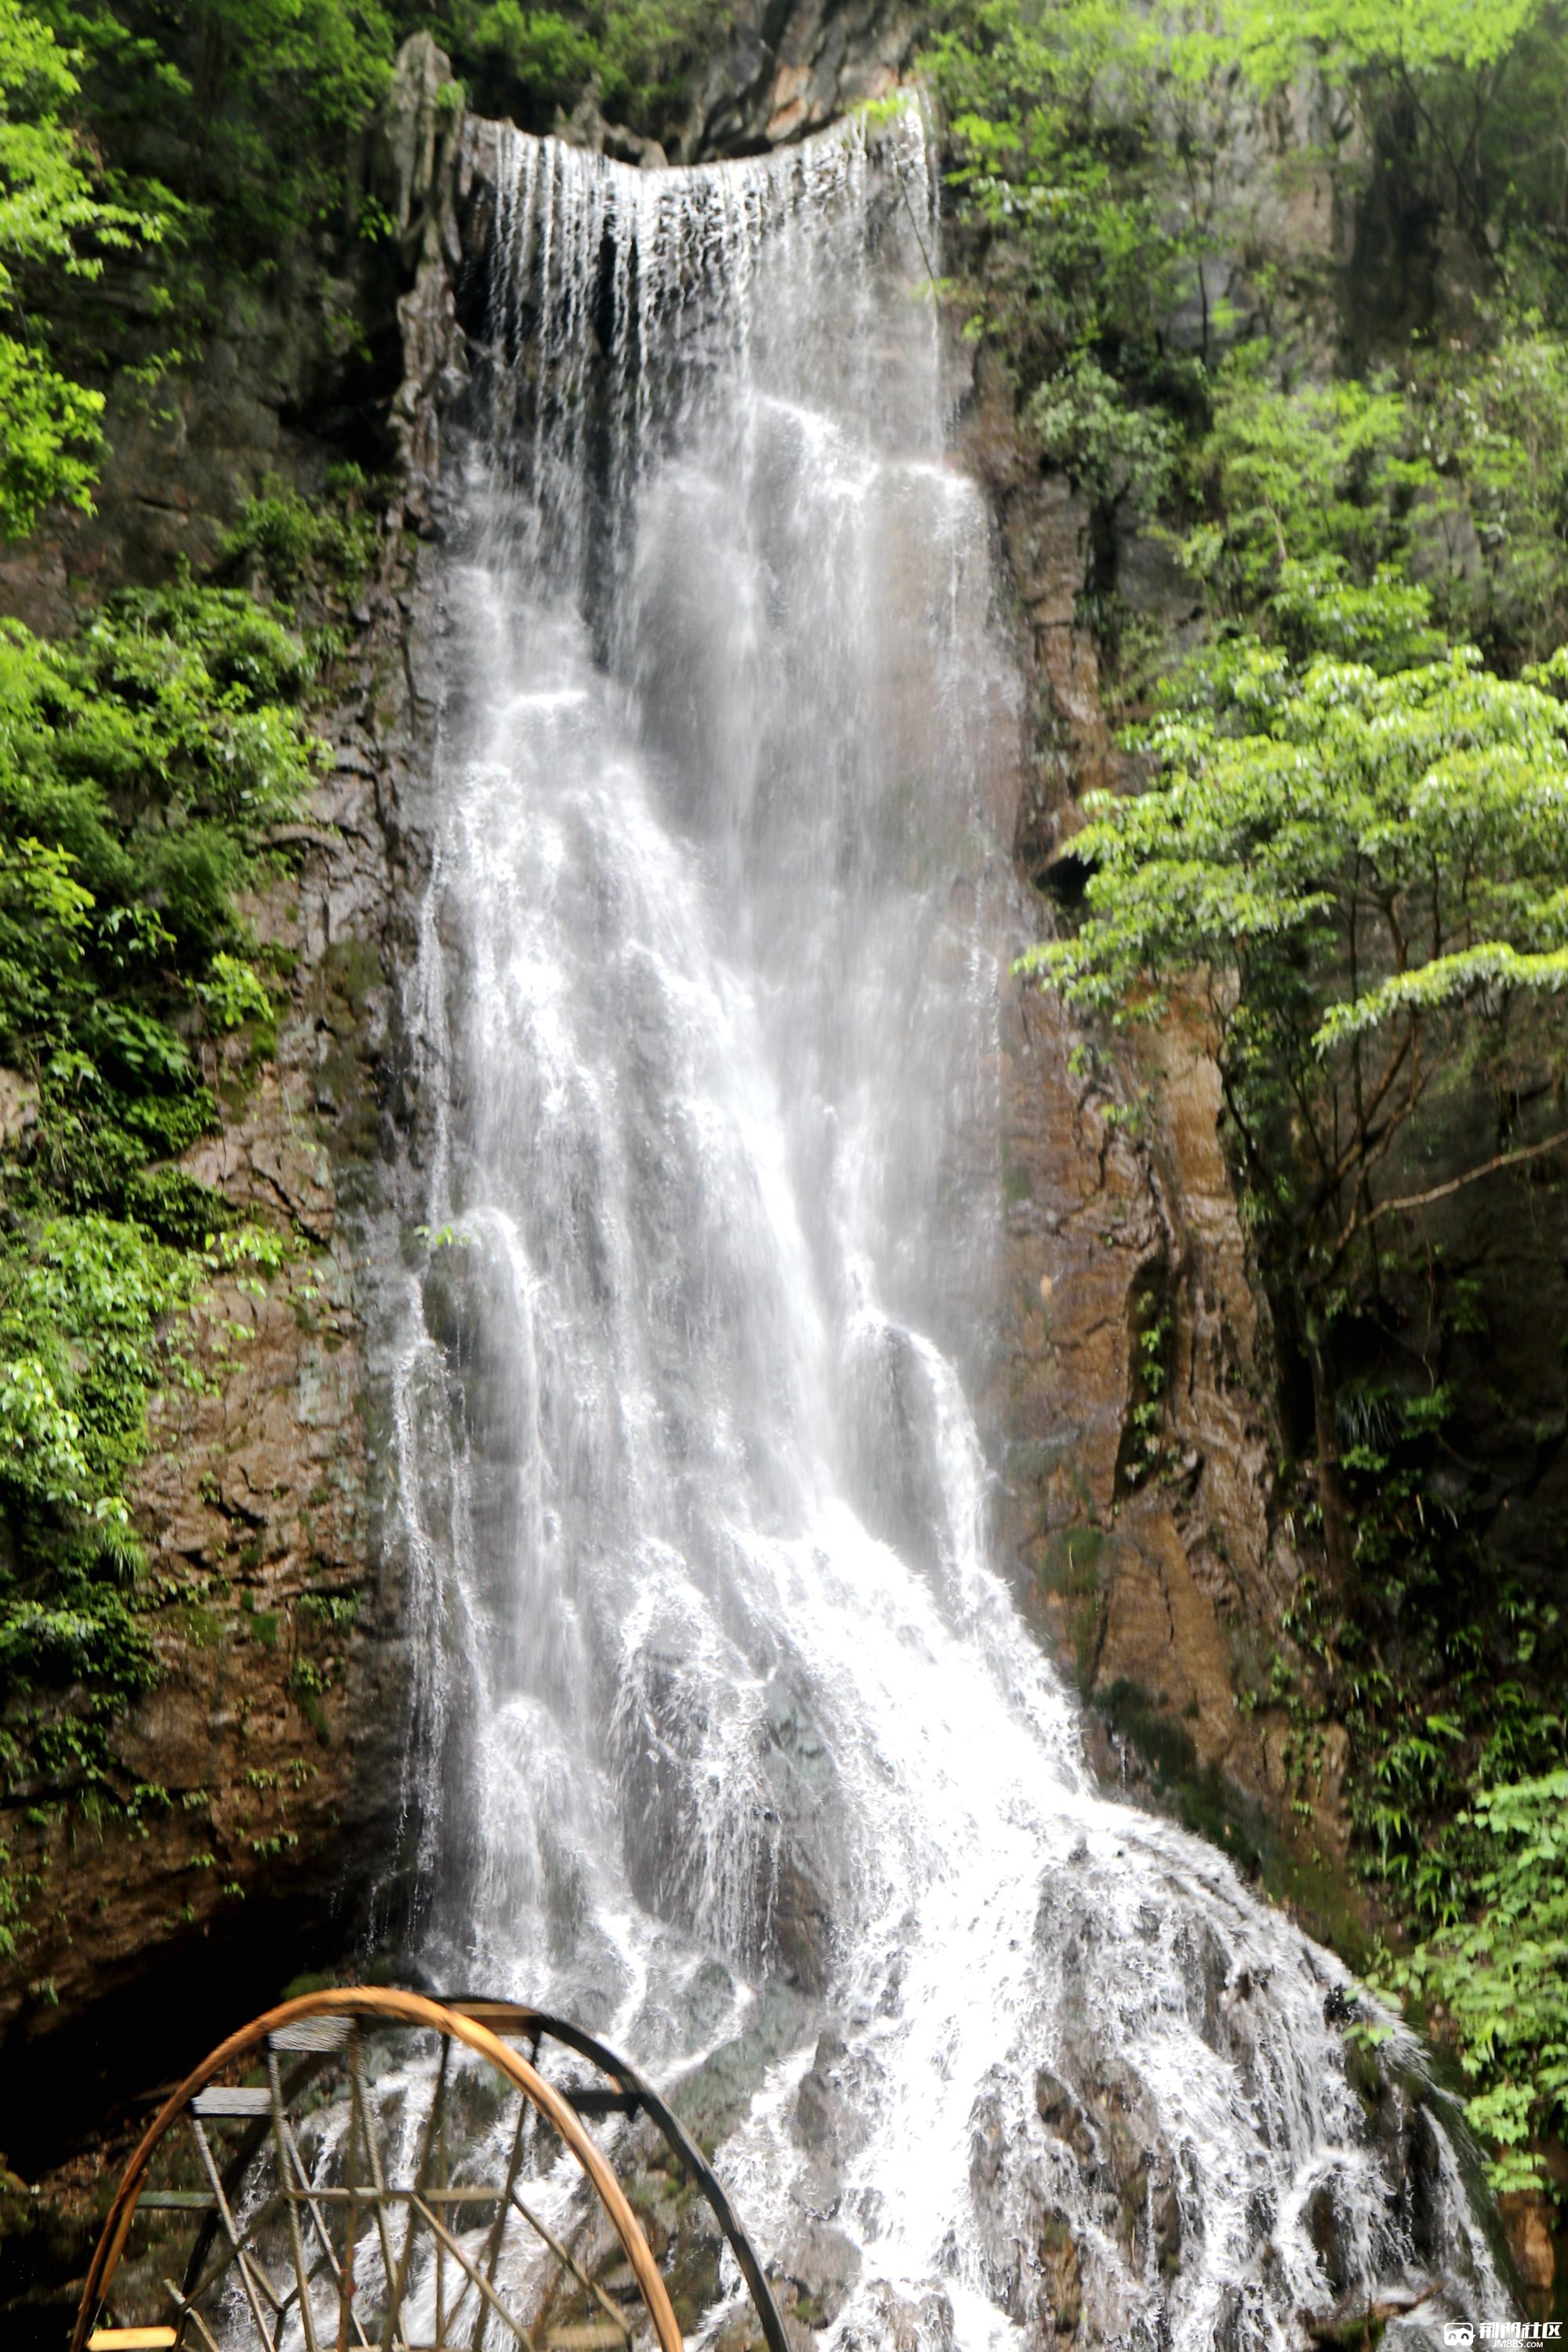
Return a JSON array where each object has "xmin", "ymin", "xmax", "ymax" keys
[{"xmin": 1500, "ymin": 2191, "xmax": 1556, "ymax": 2297}]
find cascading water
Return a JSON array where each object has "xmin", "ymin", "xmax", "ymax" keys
[{"xmin": 390, "ymin": 103, "xmax": 1508, "ymax": 2352}]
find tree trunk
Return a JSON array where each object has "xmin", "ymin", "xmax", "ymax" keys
[{"xmin": 1305, "ymin": 1305, "xmax": 1353, "ymax": 1588}]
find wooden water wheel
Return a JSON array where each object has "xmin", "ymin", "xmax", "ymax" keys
[{"xmin": 72, "ymin": 1987, "xmax": 789, "ymax": 2352}]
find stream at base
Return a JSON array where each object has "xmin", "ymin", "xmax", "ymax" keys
[{"xmin": 388, "ymin": 103, "xmax": 1508, "ymax": 2352}]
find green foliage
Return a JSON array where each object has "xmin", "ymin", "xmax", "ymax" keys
[
  {"xmin": 0, "ymin": 577, "xmax": 318, "ymax": 1835},
  {"xmin": 1228, "ymin": 0, "xmax": 1568, "ymax": 281},
  {"xmin": 1410, "ymin": 325, "xmax": 1568, "ymax": 658},
  {"xmin": 198, "ymin": 952, "xmax": 274, "ymax": 1034},
  {"xmin": 1025, "ymin": 648, "xmax": 1568, "ymax": 1277},
  {"xmin": 0, "ymin": 1217, "xmax": 191, "ymax": 1513},
  {"xmin": 1381, "ymin": 1771, "xmax": 1568, "ymax": 2193},
  {"xmin": 1028, "ymin": 354, "xmax": 1179, "ymax": 521},
  {"xmin": 1231, "ymin": 0, "xmax": 1549, "ymax": 85},
  {"xmin": 34, "ymin": 0, "xmax": 395, "ymax": 258},
  {"xmin": 1181, "ymin": 349, "xmax": 1425, "ymax": 615},
  {"xmin": 1185, "ymin": 335, "xmax": 1568, "ymax": 666},
  {"xmin": 430, "ymin": 0, "xmax": 729, "ymax": 136},
  {"xmin": 0, "ymin": 584, "xmax": 321, "ymax": 1095},
  {"xmin": 220, "ymin": 476, "xmax": 378, "ymax": 600},
  {"xmin": 296, "ymin": 1587, "xmax": 358, "ymax": 1627},
  {"xmin": 0, "ymin": 337, "xmax": 105, "ymax": 543},
  {"xmin": 451, "ymin": 0, "xmax": 601, "ymax": 114},
  {"xmin": 924, "ymin": 0, "xmax": 1197, "ymax": 397},
  {"xmin": 0, "ymin": 0, "xmax": 161, "ymax": 535}
]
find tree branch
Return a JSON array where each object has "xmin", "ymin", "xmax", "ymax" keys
[{"xmin": 1357, "ymin": 1130, "xmax": 1568, "ymax": 1233}]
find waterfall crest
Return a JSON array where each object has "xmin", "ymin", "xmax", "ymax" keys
[{"xmin": 391, "ymin": 104, "xmax": 1505, "ymax": 2352}]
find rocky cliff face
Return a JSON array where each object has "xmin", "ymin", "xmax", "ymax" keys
[
  {"xmin": 3, "ymin": 20, "xmax": 1558, "ymax": 2328},
  {"xmin": 971, "ymin": 380, "xmax": 1351, "ymax": 1899},
  {"xmin": 678, "ymin": 0, "xmax": 916, "ymax": 156},
  {"xmin": 0, "ymin": 227, "xmax": 452, "ymax": 2300},
  {"xmin": 0, "ymin": 27, "xmax": 1347, "ymax": 2177}
]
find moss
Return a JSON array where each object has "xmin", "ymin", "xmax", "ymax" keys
[
  {"xmin": 1039, "ymin": 1522, "xmax": 1105, "ymax": 1596},
  {"xmin": 1006, "ymin": 1435, "xmax": 1077, "ymax": 1486},
  {"xmin": 1091, "ymin": 1677, "xmax": 1376, "ymax": 1962},
  {"xmin": 663, "ymin": 2229, "xmax": 724, "ymax": 2332},
  {"xmin": 1092, "ymin": 1679, "xmax": 1265, "ymax": 1876},
  {"xmin": 1306, "ymin": 2313, "xmax": 1387, "ymax": 2350},
  {"xmin": 169, "ymin": 1602, "xmax": 226, "ymax": 1649}
]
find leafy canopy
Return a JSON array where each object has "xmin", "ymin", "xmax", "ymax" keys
[
  {"xmin": 0, "ymin": 0, "xmax": 158, "ymax": 535},
  {"xmin": 923, "ymin": 0, "xmax": 1193, "ymax": 388},
  {"xmin": 1229, "ymin": 0, "xmax": 1550, "ymax": 85},
  {"xmin": 31, "ymin": 0, "xmax": 395, "ymax": 255},
  {"xmin": 439, "ymin": 0, "xmax": 731, "ymax": 135},
  {"xmin": 1188, "ymin": 338, "xmax": 1568, "ymax": 667},
  {"xmin": 1023, "ymin": 644, "xmax": 1568, "ymax": 1286}
]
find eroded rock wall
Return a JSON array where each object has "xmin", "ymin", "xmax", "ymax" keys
[
  {"xmin": 1, "ymin": 34, "xmax": 1525, "ymax": 2312},
  {"xmin": 964, "ymin": 347, "xmax": 1353, "ymax": 1892},
  {"xmin": 0, "ymin": 224, "xmax": 448, "ymax": 2209}
]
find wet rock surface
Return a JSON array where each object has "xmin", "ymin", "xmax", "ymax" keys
[
  {"xmin": 958, "ymin": 350, "xmax": 1353, "ymax": 1881},
  {"xmin": 0, "ymin": 44, "xmax": 1544, "ymax": 2348},
  {"xmin": 677, "ymin": 0, "xmax": 917, "ymax": 160}
]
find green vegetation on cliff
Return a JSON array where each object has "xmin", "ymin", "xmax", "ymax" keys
[
  {"xmin": 0, "ymin": 0, "xmax": 393, "ymax": 1974},
  {"xmin": 0, "ymin": 570, "xmax": 322, "ymax": 1944},
  {"xmin": 0, "ymin": 0, "xmax": 158, "ymax": 535},
  {"xmin": 426, "ymin": 0, "xmax": 729, "ymax": 138},
  {"xmin": 1022, "ymin": 622, "xmax": 1568, "ymax": 2187},
  {"xmin": 962, "ymin": 0, "xmax": 1568, "ymax": 2204}
]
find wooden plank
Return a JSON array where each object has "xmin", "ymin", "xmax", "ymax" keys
[
  {"xmin": 270, "ymin": 2020, "xmax": 351, "ymax": 2053},
  {"xmin": 545, "ymin": 2324, "xmax": 636, "ymax": 2347},
  {"xmin": 191, "ymin": 2086, "xmax": 272, "ymax": 2117},
  {"xmin": 140, "ymin": 2190, "xmax": 217, "ymax": 2209},
  {"xmin": 280, "ymin": 2185, "xmax": 506, "ymax": 2204},
  {"xmin": 447, "ymin": 2002, "xmax": 530, "ymax": 2031},
  {"xmin": 163, "ymin": 2275, "xmax": 224, "ymax": 2352},
  {"xmin": 563, "ymin": 2089, "xmax": 641, "ymax": 2118},
  {"xmin": 87, "ymin": 2332, "xmax": 180, "ymax": 2349}
]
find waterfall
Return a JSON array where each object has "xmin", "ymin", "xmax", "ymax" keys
[{"xmin": 390, "ymin": 103, "xmax": 1507, "ymax": 2352}]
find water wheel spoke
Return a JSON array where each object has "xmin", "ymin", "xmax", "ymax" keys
[
  {"xmin": 174, "ymin": 2180, "xmax": 289, "ymax": 2322},
  {"xmin": 346, "ymin": 2038, "xmax": 405, "ymax": 2347},
  {"xmin": 187, "ymin": 2117, "xmax": 286, "ymax": 2348},
  {"xmin": 162, "ymin": 2278, "xmax": 225, "ymax": 2352},
  {"xmin": 470, "ymin": 2101, "xmax": 532, "ymax": 2352},
  {"xmin": 274, "ymin": 2104, "xmax": 374, "ymax": 2351},
  {"xmin": 506, "ymin": 2189, "xmax": 633, "ymax": 2347},
  {"xmin": 433, "ymin": 2050, "xmax": 451, "ymax": 2349},
  {"xmin": 408, "ymin": 2196, "xmax": 532, "ymax": 2347},
  {"xmin": 267, "ymin": 2049, "xmax": 322, "ymax": 2352},
  {"xmin": 379, "ymin": 2028, "xmax": 452, "ymax": 2351}
]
